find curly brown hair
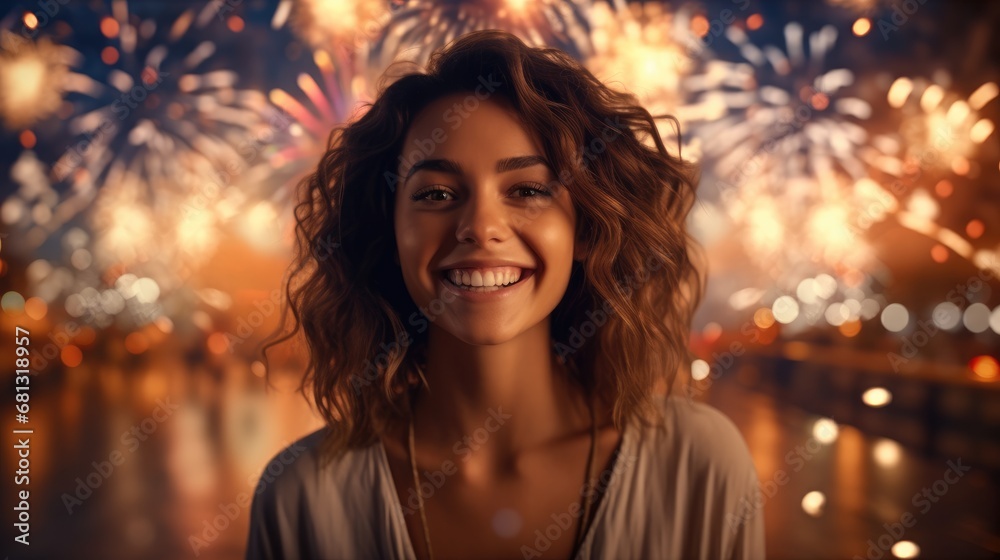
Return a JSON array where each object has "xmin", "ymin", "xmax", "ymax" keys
[{"xmin": 261, "ymin": 29, "xmax": 704, "ymax": 461}]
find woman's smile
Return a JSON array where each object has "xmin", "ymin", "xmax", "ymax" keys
[
  {"xmin": 443, "ymin": 266, "xmax": 528, "ymax": 289},
  {"xmin": 437, "ymin": 267, "xmax": 537, "ymax": 301}
]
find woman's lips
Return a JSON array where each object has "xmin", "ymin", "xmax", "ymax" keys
[
  {"xmin": 442, "ymin": 267, "xmax": 534, "ymax": 288},
  {"xmin": 438, "ymin": 268, "xmax": 536, "ymax": 298}
]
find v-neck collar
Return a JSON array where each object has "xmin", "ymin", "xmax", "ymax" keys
[
  {"xmin": 377, "ymin": 437, "xmax": 421, "ymax": 559},
  {"xmin": 375, "ymin": 417, "xmax": 636, "ymax": 560},
  {"xmin": 572, "ymin": 417, "xmax": 634, "ymax": 559}
]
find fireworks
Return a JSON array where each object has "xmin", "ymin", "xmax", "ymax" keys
[
  {"xmin": 89, "ymin": 170, "xmax": 157, "ymax": 267},
  {"xmin": 854, "ymin": 75, "xmax": 998, "ymax": 271},
  {"xmin": 4, "ymin": 0, "xmax": 268, "ymax": 252},
  {"xmin": 0, "ymin": 0, "xmax": 996, "ymax": 339},
  {"xmin": 879, "ymin": 76, "xmax": 997, "ymax": 176},
  {"xmin": 684, "ymin": 22, "xmax": 875, "ymax": 183},
  {"xmin": 715, "ymin": 170, "xmax": 892, "ymax": 283},
  {"xmin": 586, "ymin": 2, "xmax": 701, "ymax": 100},
  {"xmin": 0, "ymin": 33, "xmax": 86, "ymax": 130},
  {"xmin": 584, "ymin": 2, "xmax": 702, "ymax": 157},
  {"xmin": 675, "ymin": 20, "xmax": 883, "ymax": 299},
  {"xmin": 1, "ymin": 1, "xmax": 284, "ymax": 332},
  {"xmin": 268, "ymin": 47, "xmax": 371, "ymax": 171},
  {"xmin": 19, "ymin": 0, "xmax": 284, "ymax": 263},
  {"xmin": 2, "ymin": 151, "xmax": 90, "ymax": 251},
  {"xmin": 264, "ymin": 46, "xmax": 372, "ymax": 220},
  {"xmin": 364, "ymin": 0, "xmax": 593, "ymax": 71},
  {"xmin": 53, "ymin": 3, "xmax": 271, "ymax": 190},
  {"xmin": 284, "ymin": 0, "xmax": 391, "ymax": 53}
]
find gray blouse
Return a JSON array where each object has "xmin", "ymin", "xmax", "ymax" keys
[{"xmin": 246, "ymin": 394, "xmax": 766, "ymax": 559}]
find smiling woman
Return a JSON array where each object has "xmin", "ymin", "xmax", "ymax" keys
[{"xmin": 250, "ymin": 29, "xmax": 764, "ymax": 560}]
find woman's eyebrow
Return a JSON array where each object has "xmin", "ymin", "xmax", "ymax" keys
[
  {"xmin": 495, "ymin": 155, "xmax": 550, "ymax": 173},
  {"xmin": 403, "ymin": 155, "xmax": 551, "ymax": 182},
  {"xmin": 405, "ymin": 158, "xmax": 464, "ymax": 180}
]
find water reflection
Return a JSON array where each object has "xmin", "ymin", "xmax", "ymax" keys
[{"xmin": 2, "ymin": 343, "xmax": 997, "ymax": 559}]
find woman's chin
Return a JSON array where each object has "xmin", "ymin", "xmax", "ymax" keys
[{"xmin": 433, "ymin": 318, "xmax": 527, "ymax": 347}]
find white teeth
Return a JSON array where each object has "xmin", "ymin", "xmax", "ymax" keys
[{"xmin": 446, "ymin": 267, "xmax": 523, "ymax": 288}]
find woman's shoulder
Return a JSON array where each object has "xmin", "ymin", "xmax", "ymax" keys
[
  {"xmin": 655, "ymin": 393, "xmax": 754, "ymax": 459},
  {"xmin": 621, "ymin": 393, "xmax": 765, "ymax": 558},
  {"xmin": 252, "ymin": 427, "xmax": 328, "ymax": 494},
  {"xmin": 250, "ymin": 426, "xmax": 380, "ymax": 502},
  {"xmin": 246, "ymin": 427, "xmax": 387, "ymax": 559},
  {"xmin": 633, "ymin": 392, "xmax": 760, "ymax": 490}
]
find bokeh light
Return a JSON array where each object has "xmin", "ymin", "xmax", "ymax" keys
[
  {"xmin": 773, "ymin": 296, "xmax": 800, "ymax": 324},
  {"xmin": 61, "ymin": 344, "xmax": 84, "ymax": 367},
  {"xmin": 881, "ymin": 304, "xmax": 910, "ymax": 332},
  {"xmin": 691, "ymin": 359, "xmax": 710, "ymax": 381},
  {"xmin": 963, "ymin": 303, "xmax": 991, "ymax": 333},
  {"xmin": 862, "ymin": 387, "xmax": 892, "ymax": 407},
  {"xmin": 932, "ymin": 302, "xmax": 962, "ymax": 330},
  {"xmin": 801, "ymin": 491, "xmax": 826, "ymax": 517},
  {"xmin": 852, "ymin": 17, "xmax": 870, "ymax": 36},
  {"xmin": 891, "ymin": 540, "xmax": 921, "ymax": 559},
  {"xmin": 813, "ymin": 418, "xmax": 839, "ymax": 444},
  {"xmin": 873, "ymin": 438, "xmax": 902, "ymax": 468},
  {"xmin": 970, "ymin": 356, "xmax": 999, "ymax": 381},
  {"xmin": 2, "ymin": 290, "xmax": 26, "ymax": 313}
]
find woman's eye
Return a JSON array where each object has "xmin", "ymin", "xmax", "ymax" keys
[
  {"xmin": 512, "ymin": 183, "xmax": 553, "ymax": 198},
  {"xmin": 411, "ymin": 188, "xmax": 454, "ymax": 202},
  {"xmin": 411, "ymin": 184, "xmax": 552, "ymax": 202}
]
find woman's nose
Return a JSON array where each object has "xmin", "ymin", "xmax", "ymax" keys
[{"xmin": 454, "ymin": 190, "xmax": 510, "ymax": 246}]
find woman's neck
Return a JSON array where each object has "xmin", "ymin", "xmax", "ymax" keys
[{"xmin": 410, "ymin": 319, "xmax": 593, "ymax": 481}]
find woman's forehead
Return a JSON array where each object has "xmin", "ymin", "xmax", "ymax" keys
[{"xmin": 400, "ymin": 94, "xmax": 548, "ymax": 172}]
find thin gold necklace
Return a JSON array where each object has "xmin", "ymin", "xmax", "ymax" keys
[{"xmin": 407, "ymin": 387, "xmax": 599, "ymax": 560}]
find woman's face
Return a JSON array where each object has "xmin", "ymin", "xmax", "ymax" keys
[{"xmin": 393, "ymin": 93, "xmax": 581, "ymax": 345}]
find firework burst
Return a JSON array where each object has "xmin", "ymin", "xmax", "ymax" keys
[
  {"xmin": 0, "ymin": 33, "xmax": 86, "ymax": 130},
  {"xmin": 684, "ymin": 22, "xmax": 875, "ymax": 185},
  {"xmin": 875, "ymin": 77, "xmax": 997, "ymax": 176},
  {"xmin": 855, "ymin": 75, "xmax": 999, "ymax": 271},
  {"xmin": 584, "ymin": 1, "xmax": 703, "ymax": 158},
  {"xmin": 363, "ymin": 0, "xmax": 593, "ymax": 72},
  {"xmin": 282, "ymin": 0, "xmax": 391, "ymax": 54},
  {"xmin": 52, "ymin": 2, "xmax": 270, "ymax": 191},
  {"xmin": 268, "ymin": 47, "xmax": 372, "ymax": 172},
  {"xmin": 823, "ymin": 0, "xmax": 895, "ymax": 16},
  {"xmin": 675, "ymin": 20, "xmax": 901, "ymax": 301},
  {"xmin": 264, "ymin": 46, "xmax": 373, "ymax": 219}
]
